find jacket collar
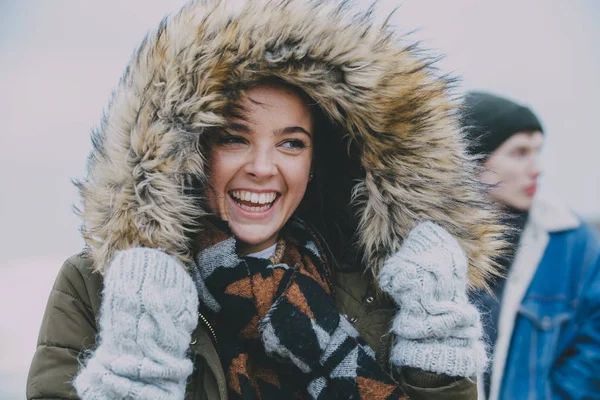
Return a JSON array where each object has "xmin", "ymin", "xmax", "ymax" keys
[{"xmin": 529, "ymin": 197, "xmax": 580, "ymax": 233}]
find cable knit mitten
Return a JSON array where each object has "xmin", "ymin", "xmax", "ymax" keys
[
  {"xmin": 73, "ymin": 248, "xmax": 199, "ymax": 399},
  {"xmin": 378, "ymin": 221, "xmax": 487, "ymax": 377}
]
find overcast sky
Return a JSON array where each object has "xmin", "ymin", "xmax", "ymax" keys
[
  {"xmin": 1, "ymin": 1, "xmax": 599, "ymax": 398},
  {"xmin": 1, "ymin": 0, "xmax": 599, "ymax": 267}
]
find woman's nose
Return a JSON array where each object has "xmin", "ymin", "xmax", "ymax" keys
[{"xmin": 244, "ymin": 147, "xmax": 277, "ymax": 179}]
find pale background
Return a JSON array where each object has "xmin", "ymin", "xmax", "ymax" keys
[{"xmin": 1, "ymin": 1, "xmax": 598, "ymax": 398}]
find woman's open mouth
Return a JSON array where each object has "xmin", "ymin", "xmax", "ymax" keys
[{"xmin": 229, "ymin": 190, "xmax": 280, "ymax": 213}]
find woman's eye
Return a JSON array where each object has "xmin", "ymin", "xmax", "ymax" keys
[
  {"xmin": 280, "ymin": 139, "xmax": 308, "ymax": 150},
  {"xmin": 218, "ymin": 134, "xmax": 247, "ymax": 146}
]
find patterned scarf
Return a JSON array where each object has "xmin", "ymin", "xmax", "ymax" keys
[{"xmin": 195, "ymin": 218, "xmax": 409, "ymax": 400}]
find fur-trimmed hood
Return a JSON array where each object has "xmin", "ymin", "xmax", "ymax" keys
[{"xmin": 77, "ymin": 0, "xmax": 504, "ymax": 288}]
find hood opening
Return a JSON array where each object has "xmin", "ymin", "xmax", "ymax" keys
[{"xmin": 76, "ymin": 0, "xmax": 505, "ymax": 289}]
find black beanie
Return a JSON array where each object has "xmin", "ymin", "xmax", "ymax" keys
[{"xmin": 460, "ymin": 91, "xmax": 544, "ymax": 158}]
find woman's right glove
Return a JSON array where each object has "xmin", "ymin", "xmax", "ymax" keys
[
  {"xmin": 378, "ymin": 221, "xmax": 488, "ymax": 378},
  {"xmin": 73, "ymin": 248, "xmax": 198, "ymax": 399}
]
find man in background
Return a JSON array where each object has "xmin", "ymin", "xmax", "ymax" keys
[{"xmin": 462, "ymin": 91, "xmax": 600, "ymax": 400}]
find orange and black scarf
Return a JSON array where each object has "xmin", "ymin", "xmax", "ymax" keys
[{"xmin": 196, "ymin": 218, "xmax": 408, "ymax": 400}]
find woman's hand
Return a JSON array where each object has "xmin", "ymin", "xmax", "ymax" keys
[
  {"xmin": 74, "ymin": 248, "xmax": 198, "ymax": 399},
  {"xmin": 378, "ymin": 221, "xmax": 487, "ymax": 378}
]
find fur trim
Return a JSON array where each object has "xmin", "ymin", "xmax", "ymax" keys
[{"xmin": 76, "ymin": 0, "xmax": 504, "ymax": 288}]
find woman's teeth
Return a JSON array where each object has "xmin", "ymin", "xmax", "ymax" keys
[
  {"xmin": 230, "ymin": 190, "xmax": 278, "ymax": 212},
  {"xmin": 239, "ymin": 203, "xmax": 272, "ymax": 212}
]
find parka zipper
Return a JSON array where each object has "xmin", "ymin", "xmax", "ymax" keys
[
  {"xmin": 197, "ymin": 311, "xmax": 221, "ymax": 361},
  {"xmin": 196, "ymin": 311, "xmax": 228, "ymax": 400}
]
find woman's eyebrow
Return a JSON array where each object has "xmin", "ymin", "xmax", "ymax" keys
[
  {"xmin": 227, "ymin": 124, "xmax": 312, "ymax": 138},
  {"xmin": 275, "ymin": 126, "xmax": 312, "ymax": 138},
  {"xmin": 227, "ymin": 122, "xmax": 252, "ymax": 133}
]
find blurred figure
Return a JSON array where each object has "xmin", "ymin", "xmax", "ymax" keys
[{"xmin": 463, "ymin": 91, "xmax": 600, "ymax": 400}]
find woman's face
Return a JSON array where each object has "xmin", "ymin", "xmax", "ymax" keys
[{"xmin": 206, "ymin": 83, "xmax": 314, "ymax": 254}]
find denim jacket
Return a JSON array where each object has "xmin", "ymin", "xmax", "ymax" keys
[{"xmin": 476, "ymin": 198, "xmax": 600, "ymax": 400}]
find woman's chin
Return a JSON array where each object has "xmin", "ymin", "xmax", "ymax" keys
[{"xmin": 228, "ymin": 222, "xmax": 279, "ymax": 254}]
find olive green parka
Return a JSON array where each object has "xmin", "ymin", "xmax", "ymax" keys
[{"xmin": 27, "ymin": 254, "xmax": 479, "ymax": 399}]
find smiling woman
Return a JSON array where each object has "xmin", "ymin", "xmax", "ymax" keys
[{"xmin": 26, "ymin": 1, "xmax": 505, "ymax": 399}]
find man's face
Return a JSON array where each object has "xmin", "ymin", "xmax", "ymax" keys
[{"xmin": 480, "ymin": 131, "xmax": 544, "ymax": 211}]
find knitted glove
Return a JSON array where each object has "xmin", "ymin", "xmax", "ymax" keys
[
  {"xmin": 378, "ymin": 221, "xmax": 487, "ymax": 377},
  {"xmin": 260, "ymin": 269, "xmax": 406, "ymax": 400},
  {"xmin": 73, "ymin": 248, "xmax": 198, "ymax": 400}
]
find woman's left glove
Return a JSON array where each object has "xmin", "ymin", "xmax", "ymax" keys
[
  {"xmin": 74, "ymin": 248, "xmax": 199, "ymax": 400},
  {"xmin": 378, "ymin": 221, "xmax": 487, "ymax": 378}
]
